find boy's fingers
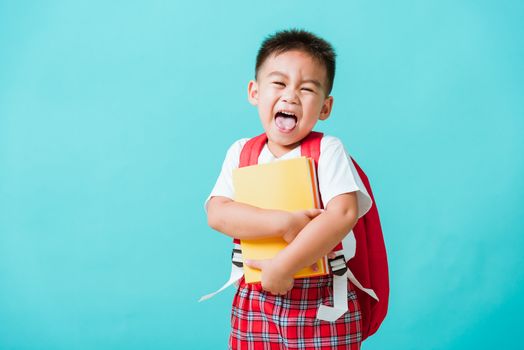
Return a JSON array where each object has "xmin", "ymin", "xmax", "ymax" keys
[
  {"xmin": 244, "ymin": 259, "xmax": 266, "ymax": 270},
  {"xmin": 304, "ymin": 208, "xmax": 324, "ymax": 218}
]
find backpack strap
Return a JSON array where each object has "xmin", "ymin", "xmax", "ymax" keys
[
  {"xmin": 239, "ymin": 133, "xmax": 267, "ymax": 168},
  {"xmin": 299, "ymin": 131, "xmax": 324, "ymax": 209},
  {"xmin": 300, "ymin": 131, "xmax": 322, "ymax": 168}
]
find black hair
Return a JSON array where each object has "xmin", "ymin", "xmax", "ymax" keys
[{"xmin": 255, "ymin": 29, "xmax": 336, "ymax": 95}]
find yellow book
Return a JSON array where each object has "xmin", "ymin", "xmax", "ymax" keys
[{"xmin": 233, "ymin": 157, "xmax": 328, "ymax": 284}]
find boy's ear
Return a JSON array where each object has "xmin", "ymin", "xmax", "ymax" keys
[
  {"xmin": 247, "ymin": 80, "xmax": 259, "ymax": 106},
  {"xmin": 319, "ymin": 95, "xmax": 334, "ymax": 121}
]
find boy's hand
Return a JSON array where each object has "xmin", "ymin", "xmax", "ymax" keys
[
  {"xmin": 282, "ymin": 209, "xmax": 324, "ymax": 243},
  {"xmin": 244, "ymin": 259, "xmax": 294, "ymax": 295},
  {"xmin": 245, "ymin": 252, "xmax": 337, "ymax": 295}
]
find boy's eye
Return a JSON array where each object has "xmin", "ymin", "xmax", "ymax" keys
[
  {"xmin": 272, "ymin": 81, "xmax": 285, "ymax": 86},
  {"xmin": 301, "ymin": 87, "xmax": 314, "ymax": 92}
]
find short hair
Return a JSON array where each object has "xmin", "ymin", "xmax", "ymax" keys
[{"xmin": 255, "ymin": 29, "xmax": 336, "ymax": 95}]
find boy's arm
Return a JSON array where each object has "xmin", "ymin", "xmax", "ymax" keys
[
  {"xmin": 245, "ymin": 192, "xmax": 358, "ymax": 294},
  {"xmin": 207, "ymin": 196, "xmax": 323, "ymax": 241}
]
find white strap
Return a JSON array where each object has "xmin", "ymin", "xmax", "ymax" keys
[
  {"xmin": 341, "ymin": 230, "xmax": 356, "ymax": 260},
  {"xmin": 316, "ymin": 247, "xmax": 379, "ymax": 322},
  {"xmin": 199, "ymin": 262, "xmax": 243, "ymax": 302},
  {"xmin": 342, "ymin": 231, "xmax": 379, "ymax": 301},
  {"xmin": 347, "ymin": 268, "xmax": 379, "ymax": 301},
  {"xmin": 200, "ymin": 239, "xmax": 379, "ymax": 319},
  {"xmin": 317, "ymin": 271, "xmax": 348, "ymax": 321},
  {"xmin": 199, "ymin": 246, "xmax": 244, "ymax": 302}
]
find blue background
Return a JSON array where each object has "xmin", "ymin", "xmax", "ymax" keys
[{"xmin": 1, "ymin": 1, "xmax": 523, "ymax": 349}]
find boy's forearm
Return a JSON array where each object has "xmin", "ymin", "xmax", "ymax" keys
[
  {"xmin": 207, "ymin": 196, "xmax": 287, "ymax": 240},
  {"xmin": 274, "ymin": 195, "xmax": 358, "ymax": 275}
]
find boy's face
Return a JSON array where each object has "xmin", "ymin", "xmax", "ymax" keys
[{"xmin": 248, "ymin": 50, "xmax": 333, "ymax": 157}]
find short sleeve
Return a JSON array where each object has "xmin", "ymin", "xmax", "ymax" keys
[
  {"xmin": 203, "ymin": 138, "xmax": 249, "ymax": 213},
  {"xmin": 317, "ymin": 136, "xmax": 373, "ymax": 218}
]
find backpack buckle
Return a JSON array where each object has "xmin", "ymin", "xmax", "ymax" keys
[
  {"xmin": 231, "ymin": 247, "xmax": 243, "ymax": 268},
  {"xmin": 328, "ymin": 255, "xmax": 347, "ymax": 276}
]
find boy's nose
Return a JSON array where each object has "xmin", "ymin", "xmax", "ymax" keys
[{"xmin": 281, "ymin": 89, "xmax": 299, "ymax": 104}]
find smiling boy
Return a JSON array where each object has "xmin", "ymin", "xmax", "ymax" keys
[{"xmin": 205, "ymin": 29, "xmax": 376, "ymax": 349}]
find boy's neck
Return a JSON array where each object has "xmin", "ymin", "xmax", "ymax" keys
[{"xmin": 266, "ymin": 139, "xmax": 301, "ymax": 158}]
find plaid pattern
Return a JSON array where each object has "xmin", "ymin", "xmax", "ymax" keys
[{"xmin": 230, "ymin": 276, "xmax": 362, "ymax": 350}]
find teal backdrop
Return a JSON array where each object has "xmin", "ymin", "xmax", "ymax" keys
[{"xmin": 1, "ymin": 1, "xmax": 523, "ymax": 349}]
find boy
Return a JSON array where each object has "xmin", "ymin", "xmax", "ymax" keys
[{"xmin": 205, "ymin": 29, "xmax": 377, "ymax": 349}]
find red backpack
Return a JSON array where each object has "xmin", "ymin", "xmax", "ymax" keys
[{"xmin": 237, "ymin": 131, "xmax": 389, "ymax": 341}]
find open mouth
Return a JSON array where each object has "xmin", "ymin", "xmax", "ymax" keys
[{"xmin": 275, "ymin": 111, "xmax": 297, "ymax": 132}]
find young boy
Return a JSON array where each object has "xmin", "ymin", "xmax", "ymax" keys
[{"xmin": 205, "ymin": 29, "xmax": 376, "ymax": 349}]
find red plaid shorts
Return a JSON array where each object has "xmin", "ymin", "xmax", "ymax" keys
[{"xmin": 230, "ymin": 275, "xmax": 362, "ymax": 350}]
